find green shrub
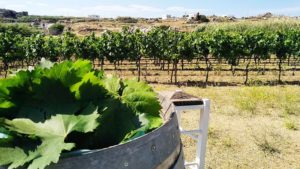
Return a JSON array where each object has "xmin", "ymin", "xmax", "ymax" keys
[
  {"xmin": 48, "ymin": 23, "xmax": 65, "ymax": 35},
  {"xmin": 0, "ymin": 23, "xmax": 39, "ymax": 36},
  {"xmin": 196, "ymin": 14, "xmax": 209, "ymax": 22},
  {"xmin": 17, "ymin": 15, "xmax": 63, "ymax": 23},
  {"xmin": 284, "ymin": 119, "xmax": 297, "ymax": 130},
  {"xmin": 235, "ymin": 87, "xmax": 269, "ymax": 114},
  {"xmin": 284, "ymin": 116, "xmax": 297, "ymax": 130},
  {"xmin": 281, "ymin": 94, "xmax": 300, "ymax": 115},
  {"xmin": 252, "ymin": 131, "xmax": 281, "ymax": 154},
  {"xmin": 248, "ymin": 78, "xmax": 264, "ymax": 86},
  {"xmin": 234, "ymin": 87, "xmax": 281, "ymax": 115},
  {"xmin": 116, "ymin": 17, "xmax": 138, "ymax": 23}
]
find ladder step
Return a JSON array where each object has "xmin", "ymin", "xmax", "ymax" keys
[
  {"xmin": 180, "ymin": 129, "xmax": 202, "ymax": 134},
  {"xmin": 184, "ymin": 161, "xmax": 199, "ymax": 167},
  {"xmin": 180, "ymin": 130, "xmax": 202, "ymax": 140}
]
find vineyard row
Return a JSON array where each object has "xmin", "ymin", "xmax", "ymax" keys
[{"xmin": 1, "ymin": 26, "xmax": 300, "ymax": 85}]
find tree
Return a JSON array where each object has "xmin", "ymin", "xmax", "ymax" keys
[
  {"xmin": 286, "ymin": 29, "xmax": 300, "ymax": 76},
  {"xmin": 96, "ymin": 36, "xmax": 106, "ymax": 70},
  {"xmin": 60, "ymin": 32, "xmax": 78, "ymax": 60},
  {"xmin": 0, "ymin": 31, "xmax": 24, "ymax": 77},
  {"xmin": 166, "ymin": 29, "xmax": 182, "ymax": 84},
  {"xmin": 144, "ymin": 27, "xmax": 169, "ymax": 71},
  {"xmin": 23, "ymin": 34, "xmax": 47, "ymax": 66},
  {"xmin": 44, "ymin": 36, "xmax": 60, "ymax": 62},
  {"xmin": 125, "ymin": 28, "xmax": 146, "ymax": 81},
  {"xmin": 194, "ymin": 32, "xmax": 211, "ymax": 86},
  {"xmin": 76, "ymin": 33, "xmax": 100, "ymax": 64},
  {"xmin": 272, "ymin": 30, "xmax": 294, "ymax": 83},
  {"xmin": 48, "ymin": 23, "xmax": 65, "ymax": 35},
  {"xmin": 178, "ymin": 32, "xmax": 195, "ymax": 70},
  {"xmin": 210, "ymin": 30, "xmax": 244, "ymax": 76},
  {"xmin": 101, "ymin": 31, "xmax": 128, "ymax": 70},
  {"xmin": 242, "ymin": 30, "xmax": 271, "ymax": 84}
]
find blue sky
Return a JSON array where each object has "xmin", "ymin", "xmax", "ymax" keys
[{"xmin": 0, "ymin": 0, "xmax": 300, "ymax": 18}]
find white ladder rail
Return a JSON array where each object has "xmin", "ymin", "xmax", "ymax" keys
[{"xmin": 174, "ymin": 99, "xmax": 210, "ymax": 169}]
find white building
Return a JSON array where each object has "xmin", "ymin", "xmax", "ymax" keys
[
  {"xmin": 187, "ymin": 13, "xmax": 195, "ymax": 20},
  {"xmin": 162, "ymin": 14, "xmax": 172, "ymax": 20},
  {"xmin": 88, "ymin": 15, "xmax": 100, "ymax": 19}
]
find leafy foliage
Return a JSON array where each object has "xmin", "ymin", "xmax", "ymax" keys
[
  {"xmin": 0, "ymin": 112, "xmax": 99, "ymax": 169},
  {"xmin": 48, "ymin": 23, "xmax": 65, "ymax": 35},
  {"xmin": 0, "ymin": 60, "xmax": 162, "ymax": 169},
  {"xmin": 0, "ymin": 24, "xmax": 300, "ymax": 84},
  {"xmin": 0, "ymin": 24, "xmax": 39, "ymax": 37}
]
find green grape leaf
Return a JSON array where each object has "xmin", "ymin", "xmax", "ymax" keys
[
  {"xmin": 74, "ymin": 97, "xmax": 139, "ymax": 149},
  {"xmin": 121, "ymin": 114, "xmax": 162, "ymax": 143},
  {"xmin": 0, "ymin": 147, "xmax": 27, "ymax": 168},
  {"xmin": 138, "ymin": 114, "xmax": 163, "ymax": 130},
  {"xmin": 122, "ymin": 79, "xmax": 162, "ymax": 117},
  {"xmin": 0, "ymin": 60, "xmax": 94, "ymax": 121},
  {"xmin": 121, "ymin": 79, "xmax": 162, "ymax": 137},
  {"xmin": 70, "ymin": 72, "xmax": 107, "ymax": 102},
  {"xmin": 0, "ymin": 111, "xmax": 99, "ymax": 169},
  {"xmin": 102, "ymin": 76, "xmax": 122, "ymax": 97},
  {"xmin": 42, "ymin": 60, "xmax": 92, "ymax": 87}
]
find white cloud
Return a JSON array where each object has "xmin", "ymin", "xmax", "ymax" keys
[
  {"xmin": 166, "ymin": 6, "xmax": 206, "ymax": 13},
  {"xmin": 3, "ymin": 4, "xmax": 27, "ymax": 11},
  {"xmin": 271, "ymin": 6, "xmax": 300, "ymax": 13},
  {"xmin": 82, "ymin": 5, "xmax": 133, "ymax": 13},
  {"xmin": 81, "ymin": 4, "xmax": 162, "ymax": 14},
  {"xmin": 0, "ymin": 0, "xmax": 49, "ymax": 12},
  {"xmin": 51, "ymin": 8, "xmax": 81, "ymax": 16},
  {"xmin": 26, "ymin": 1, "xmax": 48, "ymax": 7},
  {"xmin": 253, "ymin": 6, "xmax": 300, "ymax": 16},
  {"xmin": 72, "ymin": 5, "xmax": 207, "ymax": 17},
  {"xmin": 38, "ymin": 3, "xmax": 48, "ymax": 7},
  {"xmin": 0, "ymin": 1, "xmax": 208, "ymax": 17},
  {"xmin": 128, "ymin": 5, "xmax": 162, "ymax": 12}
]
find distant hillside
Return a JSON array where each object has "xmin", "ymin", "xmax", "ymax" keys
[{"xmin": 0, "ymin": 9, "xmax": 28, "ymax": 19}]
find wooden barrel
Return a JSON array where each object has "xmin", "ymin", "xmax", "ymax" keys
[{"xmin": 1, "ymin": 113, "xmax": 184, "ymax": 169}]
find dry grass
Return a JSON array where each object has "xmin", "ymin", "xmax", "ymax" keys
[
  {"xmin": 153, "ymin": 85, "xmax": 300, "ymax": 169},
  {"xmin": 67, "ymin": 19, "xmax": 194, "ymax": 36},
  {"xmin": 68, "ymin": 17, "xmax": 300, "ymax": 36},
  {"xmin": 94, "ymin": 59, "xmax": 299, "ymax": 168},
  {"xmin": 97, "ymin": 59, "xmax": 300, "ymax": 86}
]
